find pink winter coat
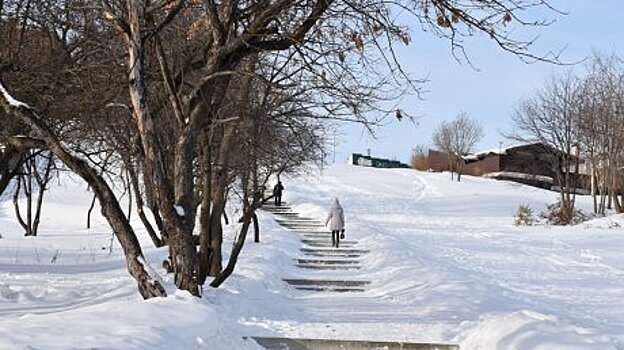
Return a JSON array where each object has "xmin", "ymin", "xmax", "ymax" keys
[{"xmin": 325, "ymin": 198, "xmax": 345, "ymax": 231}]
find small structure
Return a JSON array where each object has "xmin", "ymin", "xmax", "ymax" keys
[{"xmin": 349, "ymin": 153, "xmax": 409, "ymax": 169}]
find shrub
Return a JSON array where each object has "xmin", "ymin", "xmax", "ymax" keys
[
  {"xmin": 410, "ymin": 146, "xmax": 430, "ymax": 171},
  {"xmin": 540, "ymin": 201, "xmax": 588, "ymax": 225},
  {"xmin": 514, "ymin": 204, "xmax": 535, "ymax": 226}
]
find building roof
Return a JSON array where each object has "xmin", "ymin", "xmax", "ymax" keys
[{"xmin": 462, "ymin": 142, "xmax": 553, "ymax": 161}]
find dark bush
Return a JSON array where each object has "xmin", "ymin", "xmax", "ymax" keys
[{"xmin": 541, "ymin": 201, "xmax": 588, "ymax": 225}]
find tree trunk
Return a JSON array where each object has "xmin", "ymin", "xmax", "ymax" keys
[
  {"xmin": 447, "ymin": 157, "xmax": 454, "ymax": 180},
  {"xmin": 86, "ymin": 193, "xmax": 96, "ymax": 229},
  {"xmin": 123, "ymin": 1, "xmax": 198, "ymax": 296},
  {"xmin": 210, "ymin": 209, "xmax": 252, "ymax": 288},
  {"xmin": 0, "ymin": 146, "xmax": 25, "ymax": 197},
  {"xmin": 31, "ymin": 153, "xmax": 53, "ymax": 236},
  {"xmin": 591, "ymin": 165, "xmax": 597, "ymax": 214},
  {"xmin": 206, "ymin": 124, "xmax": 239, "ymax": 276},
  {"xmin": 127, "ymin": 165, "xmax": 162, "ymax": 247},
  {"xmin": 0, "ymin": 85, "xmax": 167, "ymax": 299},
  {"xmin": 208, "ymin": 192, "xmax": 225, "ymax": 277},
  {"xmin": 13, "ymin": 175, "xmax": 30, "ymax": 235},
  {"xmin": 210, "ymin": 141, "xmax": 258, "ymax": 287},
  {"xmin": 125, "ymin": 170, "xmax": 133, "ymax": 221},
  {"xmin": 253, "ymin": 212, "xmax": 260, "ymax": 243},
  {"xmin": 25, "ymin": 160, "xmax": 33, "ymax": 235},
  {"xmin": 198, "ymin": 142, "xmax": 212, "ymax": 285},
  {"xmin": 59, "ymin": 146, "xmax": 167, "ymax": 299},
  {"xmin": 612, "ymin": 174, "xmax": 622, "ymax": 213},
  {"xmin": 141, "ymin": 166, "xmax": 167, "ymax": 244}
]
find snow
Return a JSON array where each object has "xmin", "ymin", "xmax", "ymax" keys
[
  {"xmin": 0, "ymin": 82, "xmax": 31, "ymax": 109},
  {"xmin": 484, "ymin": 171, "xmax": 554, "ymax": 183},
  {"xmin": 174, "ymin": 205, "xmax": 185, "ymax": 217},
  {"xmin": 1, "ymin": 165, "xmax": 623, "ymax": 349}
]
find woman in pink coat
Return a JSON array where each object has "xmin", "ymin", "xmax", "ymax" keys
[{"xmin": 325, "ymin": 197, "xmax": 345, "ymax": 248}]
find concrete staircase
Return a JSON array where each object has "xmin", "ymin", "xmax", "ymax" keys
[
  {"xmin": 254, "ymin": 203, "xmax": 459, "ymax": 350},
  {"xmin": 249, "ymin": 337, "xmax": 459, "ymax": 350},
  {"xmin": 262, "ymin": 203, "xmax": 370, "ymax": 291}
]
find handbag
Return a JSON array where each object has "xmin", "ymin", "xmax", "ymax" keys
[{"xmin": 340, "ymin": 229, "xmax": 345, "ymax": 239}]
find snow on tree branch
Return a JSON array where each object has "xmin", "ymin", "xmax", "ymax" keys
[{"xmin": 0, "ymin": 81, "xmax": 32, "ymax": 109}]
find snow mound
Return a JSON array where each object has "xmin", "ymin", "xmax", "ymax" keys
[{"xmin": 461, "ymin": 310, "xmax": 617, "ymax": 350}]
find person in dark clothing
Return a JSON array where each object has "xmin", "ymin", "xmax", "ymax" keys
[{"xmin": 273, "ymin": 181, "xmax": 284, "ymax": 206}]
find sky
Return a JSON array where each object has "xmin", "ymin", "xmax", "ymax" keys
[{"xmin": 333, "ymin": 0, "xmax": 624, "ymax": 164}]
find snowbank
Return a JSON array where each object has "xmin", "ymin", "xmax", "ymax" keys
[{"xmin": 0, "ymin": 165, "xmax": 623, "ymax": 349}]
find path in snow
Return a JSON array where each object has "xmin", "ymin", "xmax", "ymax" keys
[
  {"xmin": 263, "ymin": 203, "xmax": 371, "ymax": 293},
  {"xmin": 257, "ymin": 202, "xmax": 460, "ymax": 349}
]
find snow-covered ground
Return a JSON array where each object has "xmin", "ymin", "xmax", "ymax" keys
[{"xmin": 1, "ymin": 164, "xmax": 623, "ymax": 349}]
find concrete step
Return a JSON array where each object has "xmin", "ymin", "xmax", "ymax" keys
[
  {"xmin": 274, "ymin": 216, "xmax": 315, "ymax": 220},
  {"xmin": 302, "ymin": 242, "xmax": 358, "ymax": 248},
  {"xmin": 272, "ymin": 212, "xmax": 307, "ymax": 217},
  {"xmin": 302, "ymin": 236, "xmax": 334, "ymax": 241},
  {"xmin": 282, "ymin": 279, "xmax": 370, "ymax": 287},
  {"xmin": 297, "ymin": 258, "xmax": 360, "ymax": 265},
  {"xmin": 280, "ymin": 224, "xmax": 327, "ymax": 229},
  {"xmin": 275, "ymin": 215, "xmax": 305, "ymax": 220},
  {"xmin": 301, "ymin": 239, "xmax": 357, "ymax": 246},
  {"xmin": 281, "ymin": 226, "xmax": 326, "ymax": 230},
  {"xmin": 302, "ymin": 252, "xmax": 362, "ymax": 258},
  {"xmin": 263, "ymin": 203, "xmax": 291, "ymax": 207},
  {"xmin": 296, "ymin": 230, "xmax": 333, "ymax": 234},
  {"xmin": 301, "ymin": 248, "xmax": 370, "ymax": 255},
  {"xmin": 279, "ymin": 221, "xmax": 325, "ymax": 225},
  {"xmin": 276, "ymin": 217, "xmax": 317, "ymax": 222},
  {"xmin": 302, "ymin": 234, "xmax": 331, "ymax": 239},
  {"xmin": 299, "ymin": 233, "xmax": 331, "ymax": 237},
  {"xmin": 262, "ymin": 206, "xmax": 292, "ymax": 212},
  {"xmin": 293, "ymin": 286, "xmax": 366, "ymax": 292},
  {"xmin": 278, "ymin": 219, "xmax": 318, "ymax": 223},
  {"xmin": 300, "ymin": 232, "xmax": 349, "ymax": 236},
  {"xmin": 249, "ymin": 337, "xmax": 460, "ymax": 350},
  {"xmin": 296, "ymin": 264, "xmax": 361, "ymax": 270},
  {"xmin": 264, "ymin": 209, "xmax": 292, "ymax": 212},
  {"xmin": 283, "ymin": 228, "xmax": 328, "ymax": 232}
]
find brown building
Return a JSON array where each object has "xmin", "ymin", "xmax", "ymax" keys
[{"xmin": 428, "ymin": 142, "xmax": 588, "ymax": 190}]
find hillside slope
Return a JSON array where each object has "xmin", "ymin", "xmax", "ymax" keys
[{"xmin": 0, "ymin": 165, "xmax": 623, "ymax": 349}]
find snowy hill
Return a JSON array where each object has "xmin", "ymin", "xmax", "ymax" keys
[{"xmin": 1, "ymin": 164, "xmax": 623, "ymax": 349}]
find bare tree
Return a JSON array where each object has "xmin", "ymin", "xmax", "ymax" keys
[
  {"xmin": 432, "ymin": 120, "xmax": 456, "ymax": 179},
  {"xmin": 511, "ymin": 73, "xmax": 583, "ymax": 222},
  {"xmin": 1, "ymin": 0, "xmax": 564, "ymax": 298},
  {"xmin": 432, "ymin": 112, "xmax": 483, "ymax": 181},
  {"xmin": 12, "ymin": 150, "xmax": 55, "ymax": 236},
  {"xmin": 577, "ymin": 53, "xmax": 624, "ymax": 214}
]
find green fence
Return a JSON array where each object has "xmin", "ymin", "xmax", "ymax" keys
[{"xmin": 349, "ymin": 153, "xmax": 409, "ymax": 168}]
